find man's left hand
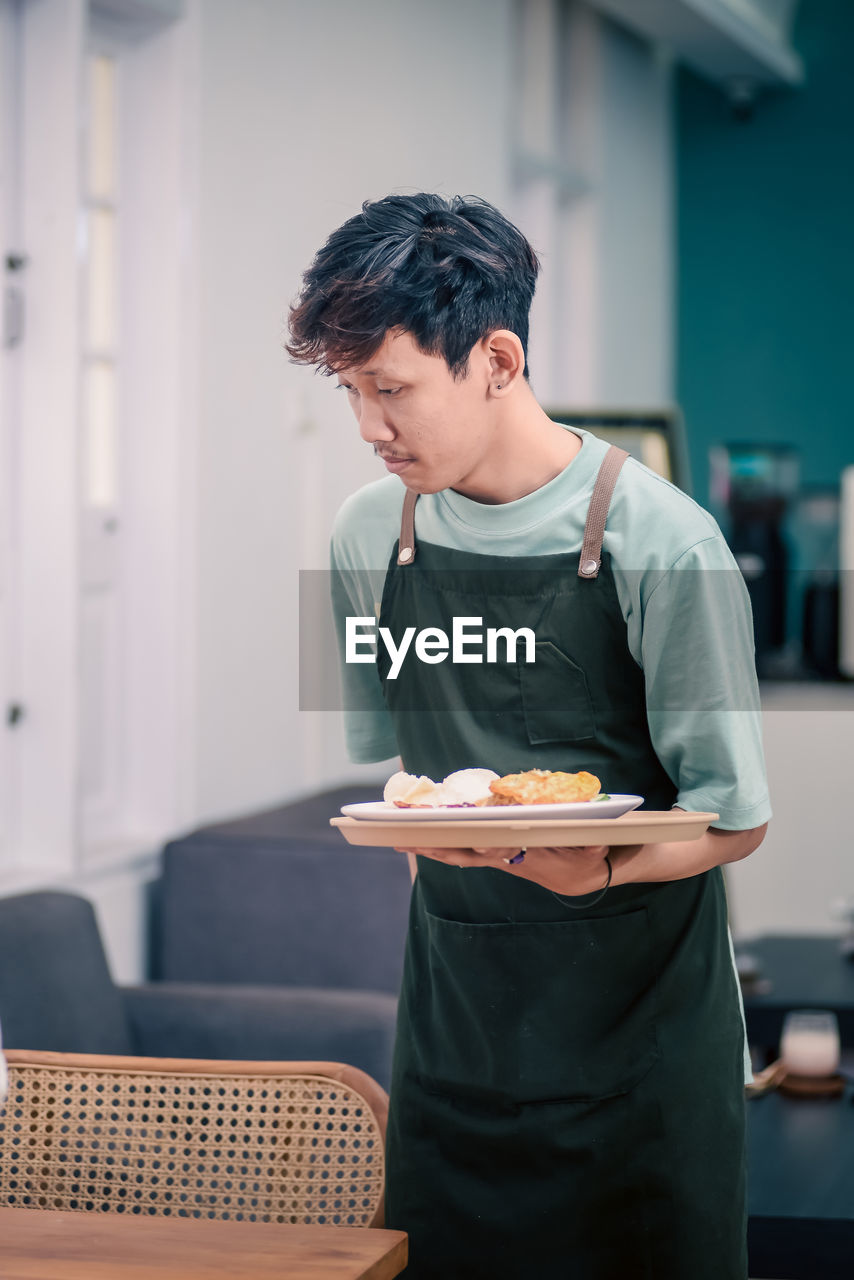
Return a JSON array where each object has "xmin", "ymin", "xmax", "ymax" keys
[{"xmin": 393, "ymin": 843, "xmax": 615, "ymax": 897}]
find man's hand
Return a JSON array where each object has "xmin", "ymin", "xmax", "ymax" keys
[
  {"xmin": 393, "ymin": 842, "xmax": 614, "ymax": 897},
  {"xmin": 395, "ymin": 816, "xmax": 769, "ymax": 893}
]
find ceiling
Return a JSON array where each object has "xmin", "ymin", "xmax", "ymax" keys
[{"xmin": 585, "ymin": 0, "xmax": 804, "ymax": 90}]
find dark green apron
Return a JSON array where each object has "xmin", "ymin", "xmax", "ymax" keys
[{"xmin": 376, "ymin": 450, "xmax": 747, "ymax": 1279}]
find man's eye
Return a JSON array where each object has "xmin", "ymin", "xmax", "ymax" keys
[
  {"xmin": 378, "ymin": 387, "xmax": 402, "ymax": 396},
  {"xmin": 336, "ymin": 384, "xmax": 359, "ymax": 395}
]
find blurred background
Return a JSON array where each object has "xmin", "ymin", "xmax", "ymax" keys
[{"xmin": 0, "ymin": 0, "xmax": 852, "ymax": 980}]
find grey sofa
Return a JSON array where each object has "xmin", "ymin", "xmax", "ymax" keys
[{"xmin": 0, "ymin": 890, "xmax": 399, "ymax": 1080}]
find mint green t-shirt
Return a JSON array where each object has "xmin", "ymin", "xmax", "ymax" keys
[{"xmin": 331, "ymin": 427, "xmax": 772, "ymax": 834}]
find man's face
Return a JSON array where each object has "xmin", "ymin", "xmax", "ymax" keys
[{"xmin": 334, "ymin": 329, "xmax": 496, "ymax": 497}]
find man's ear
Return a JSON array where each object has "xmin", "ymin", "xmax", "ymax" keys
[{"xmin": 482, "ymin": 329, "xmax": 525, "ymax": 396}]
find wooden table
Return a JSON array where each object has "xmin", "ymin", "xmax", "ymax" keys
[{"xmin": 0, "ymin": 1208, "xmax": 407, "ymax": 1280}]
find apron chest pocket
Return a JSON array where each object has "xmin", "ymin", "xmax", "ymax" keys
[
  {"xmin": 413, "ymin": 907, "xmax": 659, "ymax": 1104},
  {"xmin": 520, "ymin": 642, "xmax": 596, "ymax": 743}
]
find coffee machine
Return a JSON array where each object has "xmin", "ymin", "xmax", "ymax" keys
[{"xmin": 709, "ymin": 444, "xmax": 799, "ymax": 671}]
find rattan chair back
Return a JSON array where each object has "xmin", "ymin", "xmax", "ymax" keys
[{"xmin": 0, "ymin": 1051, "xmax": 388, "ymax": 1227}]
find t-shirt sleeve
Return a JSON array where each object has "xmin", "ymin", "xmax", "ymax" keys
[
  {"xmin": 639, "ymin": 536, "xmax": 772, "ymax": 830},
  {"xmin": 330, "ymin": 517, "xmax": 399, "ymax": 766}
]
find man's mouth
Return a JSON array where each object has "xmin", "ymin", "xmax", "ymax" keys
[{"xmin": 375, "ymin": 450, "xmax": 414, "ymax": 473}]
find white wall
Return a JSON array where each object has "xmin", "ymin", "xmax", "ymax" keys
[{"xmin": 728, "ymin": 684, "xmax": 854, "ymax": 940}]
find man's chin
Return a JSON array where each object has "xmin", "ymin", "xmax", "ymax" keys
[
  {"xmin": 393, "ymin": 461, "xmax": 456, "ymax": 495},
  {"xmin": 401, "ymin": 474, "xmax": 444, "ymax": 495}
]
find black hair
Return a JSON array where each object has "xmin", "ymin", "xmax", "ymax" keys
[{"xmin": 286, "ymin": 192, "xmax": 540, "ymax": 379}]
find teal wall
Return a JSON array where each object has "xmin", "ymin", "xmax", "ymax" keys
[{"xmin": 676, "ymin": 0, "xmax": 854, "ymax": 508}]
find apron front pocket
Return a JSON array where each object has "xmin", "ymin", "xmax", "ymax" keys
[
  {"xmin": 413, "ymin": 907, "xmax": 659, "ymax": 1104},
  {"xmin": 520, "ymin": 641, "xmax": 596, "ymax": 743}
]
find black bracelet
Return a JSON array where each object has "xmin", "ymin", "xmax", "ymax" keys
[{"xmin": 548, "ymin": 854, "xmax": 612, "ymax": 910}]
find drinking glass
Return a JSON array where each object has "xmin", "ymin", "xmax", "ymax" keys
[{"xmin": 780, "ymin": 1010, "xmax": 841, "ymax": 1077}]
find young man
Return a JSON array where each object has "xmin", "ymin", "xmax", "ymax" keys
[{"xmin": 288, "ymin": 193, "xmax": 770, "ymax": 1279}]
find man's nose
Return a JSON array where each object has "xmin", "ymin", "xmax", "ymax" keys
[{"xmin": 357, "ymin": 396, "xmax": 395, "ymax": 445}]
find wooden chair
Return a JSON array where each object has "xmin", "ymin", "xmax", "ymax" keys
[{"xmin": 0, "ymin": 1051, "xmax": 388, "ymax": 1228}]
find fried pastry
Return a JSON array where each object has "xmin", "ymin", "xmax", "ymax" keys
[{"xmin": 487, "ymin": 769, "xmax": 601, "ymax": 806}]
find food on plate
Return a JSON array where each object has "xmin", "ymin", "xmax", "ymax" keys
[
  {"xmin": 383, "ymin": 767, "xmax": 605, "ymax": 809},
  {"xmin": 383, "ymin": 772, "xmax": 441, "ymax": 808},
  {"xmin": 486, "ymin": 769, "xmax": 602, "ymax": 806},
  {"xmin": 383, "ymin": 768, "xmax": 500, "ymax": 809}
]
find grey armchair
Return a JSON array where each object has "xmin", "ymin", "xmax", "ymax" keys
[{"xmin": 0, "ymin": 890, "xmax": 399, "ymax": 1087}]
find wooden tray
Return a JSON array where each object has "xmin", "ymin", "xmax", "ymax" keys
[{"xmin": 330, "ymin": 810, "xmax": 719, "ymax": 849}]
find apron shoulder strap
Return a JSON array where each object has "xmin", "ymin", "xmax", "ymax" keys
[
  {"xmin": 396, "ymin": 442, "xmax": 629, "ymax": 574},
  {"xmin": 397, "ymin": 489, "xmax": 418, "ymax": 565},
  {"xmin": 577, "ymin": 445, "xmax": 630, "ymax": 579}
]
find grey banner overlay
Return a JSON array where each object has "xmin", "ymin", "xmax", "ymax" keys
[{"xmin": 300, "ymin": 569, "xmax": 850, "ymax": 713}]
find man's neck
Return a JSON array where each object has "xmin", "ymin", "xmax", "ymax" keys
[{"xmin": 453, "ymin": 392, "xmax": 581, "ymax": 505}]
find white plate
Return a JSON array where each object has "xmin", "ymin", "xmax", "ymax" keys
[{"xmin": 340, "ymin": 795, "xmax": 644, "ymax": 823}]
